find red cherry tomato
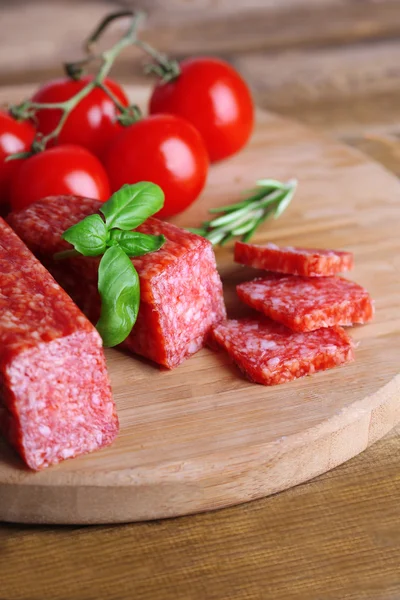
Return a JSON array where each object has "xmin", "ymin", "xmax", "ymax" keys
[
  {"xmin": 0, "ymin": 111, "xmax": 35, "ymax": 205},
  {"xmin": 31, "ymin": 77, "xmax": 129, "ymax": 160},
  {"xmin": 104, "ymin": 114, "xmax": 209, "ymax": 218},
  {"xmin": 149, "ymin": 57, "xmax": 254, "ymax": 163},
  {"xmin": 10, "ymin": 145, "xmax": 110, "ymax": 211}
]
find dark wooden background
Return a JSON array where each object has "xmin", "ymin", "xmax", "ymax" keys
[
  {"xmin": 1, "ymin": 1, "xmax": 400, "ymax": 598},
  {"xmin": 3, "ymin": 0, "xmax": 400, "ymax": 172}
]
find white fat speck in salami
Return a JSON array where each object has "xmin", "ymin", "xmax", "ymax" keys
[
  {"xmin": 8, "ymin": 196, "xmax": 226, "ymax": 369},
  {"xmin": 237, "ymin": 275, "xmax": 374, "ymax": 332},
  {"xmin": 0, "ymin": 218, "xmax": 118, "ymax": 471},
  {"xmin": 209, "ymin": 317, "xmax": 354, "ymax": 385},
  {"xmin": 234, "ymin": 241, "xmax": 354, "ymax": 276}
]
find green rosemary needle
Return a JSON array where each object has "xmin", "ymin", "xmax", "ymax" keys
[{"xmin": 191, "ymin": 178, "xmax": 297, "ymax": 246}]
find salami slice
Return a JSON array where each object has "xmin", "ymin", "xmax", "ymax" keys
[
  {"xmin": 209, "ymin": 317, "xmax": 354, "ymax": 385},
  {"xmin": 234, "ymin": 241, "xmax": 354, "ymax": 277},
  {"xmin": 0, "ymin": 218, "xmax": 118, "ymax": 470},
  {"xmin": 237, "ymin": 275, "xmax": 374, "ymax": 332},
  {"xmin": 8, "ymin": 196, "xmax": 226, "ymax": 369}
]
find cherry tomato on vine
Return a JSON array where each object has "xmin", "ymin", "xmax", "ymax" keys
[
  {"xmin": 104, "ymin": 114, "xmax": 209, "ymax": 219},
  {"xmin": 149, "ymin": 57, "xmax": 254, "ymax": 163},
  {"xmin": 10, "ymin": 145, "xmax": 110, "ymax": 211},
  {"xmin": 0, "ymin": 111, "xmax": 35, "ymax": 205},
  {"xmin": 31, "ymin": 76, "xmax": 129, "ymax": 160}
]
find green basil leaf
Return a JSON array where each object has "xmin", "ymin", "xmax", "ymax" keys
[
  {"xmin": 108, "ymin": 230, "xmax": 165, "ymax": 256},
  {"xmin": 100, "ymin": 182, "xmax": 164, "ymax": 231},
  {"xmin": 62, "ymin": 214, "xmax": 108, "ymax": 257},
  {"xmin": 96, "ymin": 246, "xmax": 140, "ymax": 347}
]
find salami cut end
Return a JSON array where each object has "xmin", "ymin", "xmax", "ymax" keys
[
  {"xmin": 0, "ymin": 218, "xmax": 118, "ymax": 470},
  {"xmin": 8, "ymin": 196, "xmax": 226, "ymax": 369},
  {"xmin": 209, "ymin": 318, "xmax": 354, "ymax": 385},
  {"xmin": 234, "ymin": 241, "xmax": 354, "ymax": 277},
  {"xmin": 237, "ymin": 275, "xmax": 374, "ymax": 332},
  {"xmin": 4, "ymin": 331, "xmax": 117, "ymax": 470},
  {"xmin": 122, "ymin": 219, "xmax": 227, "ymax": 368}
]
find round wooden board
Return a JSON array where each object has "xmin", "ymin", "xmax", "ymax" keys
[{"xmin": 0, "ymin": 85, "xmax": 399, "ymax": 524}]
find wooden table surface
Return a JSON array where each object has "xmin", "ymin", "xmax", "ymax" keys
[{"xmin": 1, "ymin": 1, "xmax": 400, "ymax": 598}]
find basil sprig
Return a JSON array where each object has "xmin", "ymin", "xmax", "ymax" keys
[
  {"xmin": 56, "ymin": 182, "xmax": 165, "ymax": 347},
  {"xmin": 62, "ymin": 214, "xmax": 108, "ymax": 256},
  {"xmin": 100, "ymin": 182, "xmax": 165, "ymax": 230},
  {"xmin": 108, "ymin": 230, "xmax": 166, "ymax": 256},
  {"xmin": 96, "ymin": 246, "xmax": 140, "ymax": 348}
]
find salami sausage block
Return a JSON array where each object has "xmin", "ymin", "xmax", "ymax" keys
[
  {"xmin": 237, "ymin": 275, "xmax": 374, "ymax": 332},
  {"xmin": 234, "ymin": 241, "xmax": 354, "ymax": 277},
  {"xmin": 209, "ymin": 317, "xmax": 354, "ymax": 385},
  {"xmin": 8, "ymin": 196, "xmax": 226, "ymax": 369},
  {"xmin": 0, "ymin": 218, "xmax": 118, "ymax": 470}
]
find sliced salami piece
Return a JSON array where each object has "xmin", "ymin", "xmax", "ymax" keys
[
  {"xmin": 209, "ymin": 317, "xmax": 354, "ymax": 385},
  {"xmin": 234, "ymin": 241, "xmax": 354, "ymax": 277},
  {"xmin": 0, "ymin": 218, "xmax": 118, "ymax": 470},
  {"xmin": 237, "ymin": 275, "xmax": 374, "ymax": 332},
  {"xmin": 8, "ymin": 196, "xmax": 226, "ymax": 369}
]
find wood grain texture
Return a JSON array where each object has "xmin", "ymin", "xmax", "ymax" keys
[
  {"xmin": 234, "ymin": 46, "xmax": 400, "ymax": 183},
  {"xmin": 2, "ymin": 0, "xmax": 400, "ymax": 82},
  {"xmin": 1, "ymin": 2, "xmax": 400, "ymax": 596},
  {"xmin": 235, "ymin": 41, "xmax": 400, "ymax": 111},
  {"xmin": 1, "ymin": 427, "xmax": 400, "ymax": 600},
  {"xmin": 0, "ymin": 85, "xmax": 399, "ymax": 525}
]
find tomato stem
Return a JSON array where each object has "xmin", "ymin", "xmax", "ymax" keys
[
  {"xmin": 85, "ymin": 9, "xmax": 140, "ymax": 53},
  {"xmin": 117, "ymin": 104, "xmax": 143, "ymax": 126},
  {"xmin": 8, "ymin": 9, "xmax": 181, "ymax": 157},
  {"xmin": 97, "ymin": 82, "xmax": 127, "ymax": 112},
  {"xmin": 135, "ymin": 39, "xmax": 181, "ymax": 82},
  {"xmin": 8, "ymin": 10, "xmax": 146, "ymax": 156},
  {"xmin": 64, "ymin": 57, "xmax": 95, "ymax": 81}
]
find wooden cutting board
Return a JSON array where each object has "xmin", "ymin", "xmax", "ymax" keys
[{"xmin": 0, "ymin": 85, "xmax": 399, "ymax": 524}]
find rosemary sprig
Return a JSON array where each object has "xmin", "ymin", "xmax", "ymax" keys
[{"xmin": 191, "ymin": 178, "xmax": 297, "ymax": 246}]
